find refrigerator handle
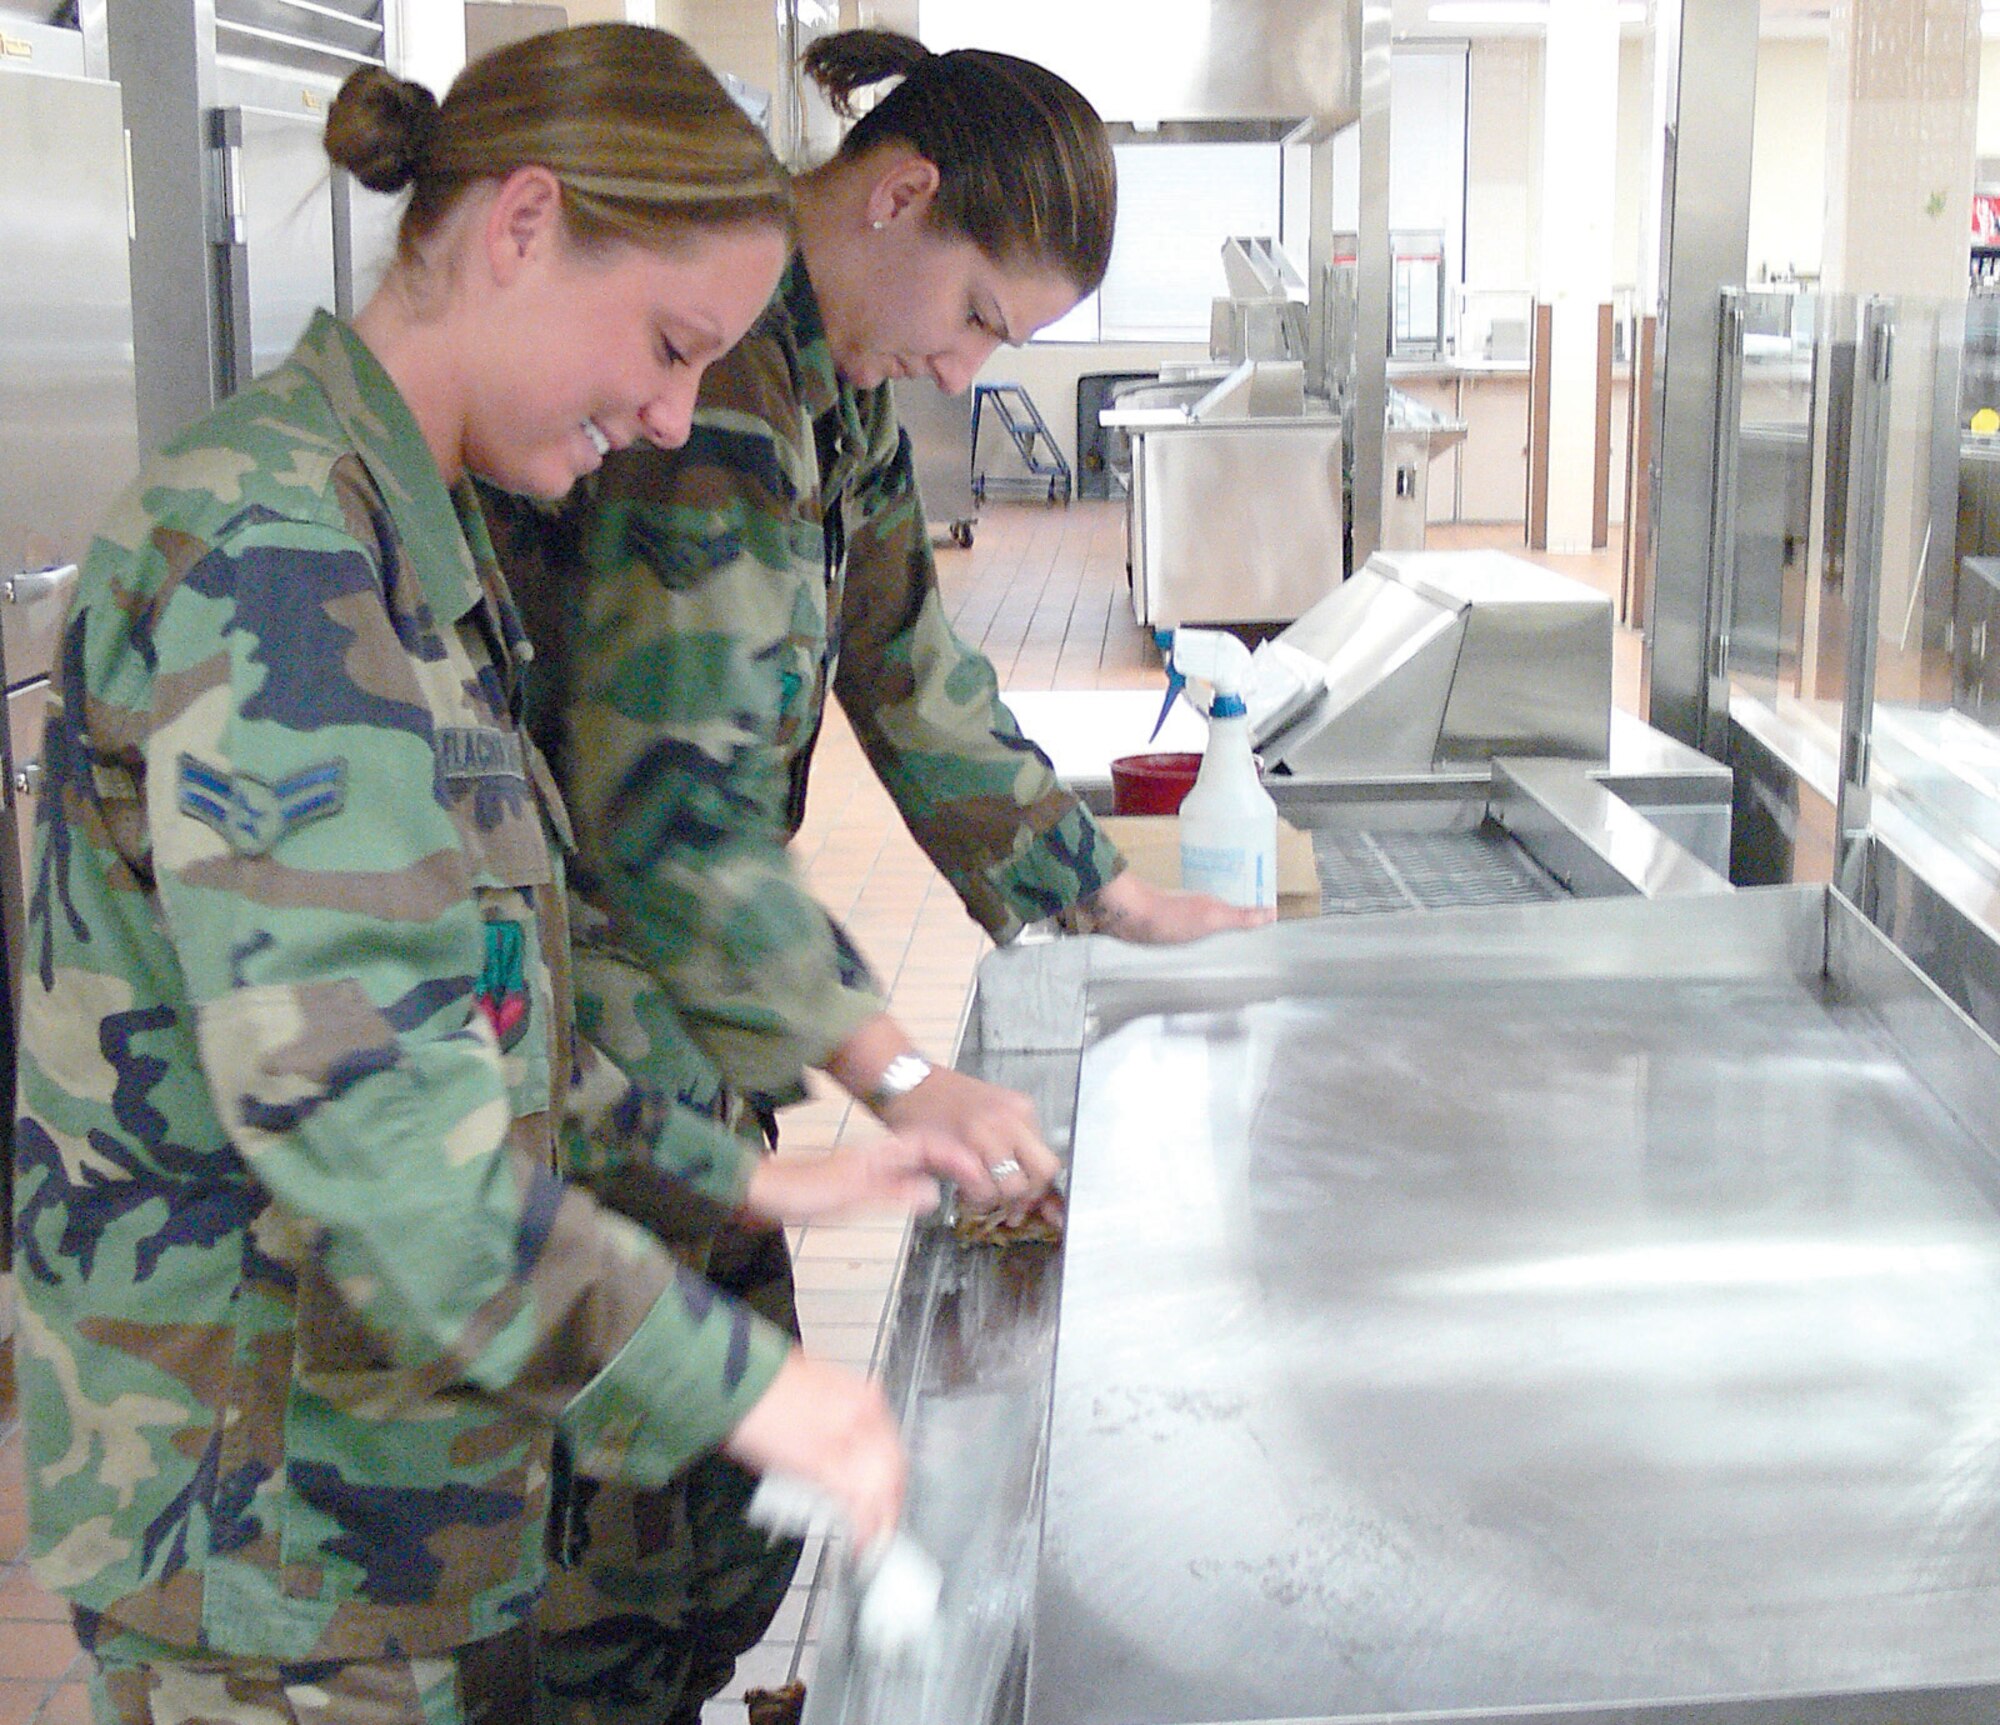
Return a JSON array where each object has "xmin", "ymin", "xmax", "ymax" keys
[{"xmin": 4, "ymin": 564, "xmax": 78, "ymax": 606}]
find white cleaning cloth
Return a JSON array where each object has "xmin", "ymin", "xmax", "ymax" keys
[{"xmin": 745, "ymin": 1473, "xmax": 942, "ymax": 1655}]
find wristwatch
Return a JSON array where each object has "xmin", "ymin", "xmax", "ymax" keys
[{"xmin": 866, "ymin": 1052, "xmax": 934, "ymax": 1112}]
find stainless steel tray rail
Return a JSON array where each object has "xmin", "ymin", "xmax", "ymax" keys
[{"xmin": 803, "ymin": 886, "xmax": 2000, "ymax": 1725}]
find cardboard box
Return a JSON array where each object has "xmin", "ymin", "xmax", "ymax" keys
[{"xmin": 1099, "ymin": 814, "xmax": 1320, "ymax": 921}]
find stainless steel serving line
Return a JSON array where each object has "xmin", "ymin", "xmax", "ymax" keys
[
  {"xmin": 1009, "ymin": 547, "xmax": 1738, "ymax": 905},
  {"xmin": 804, "ymin": 885, "xmax": 2000, "ymax": 1725},
  {"xmin": 1004, "ymin": 687, "xmax": 1737, "ymax": 908}
]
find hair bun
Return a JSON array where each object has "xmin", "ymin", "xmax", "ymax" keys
[{"xmin": 325, "ymin": 65, "xmax": 440, "ymax": 194}]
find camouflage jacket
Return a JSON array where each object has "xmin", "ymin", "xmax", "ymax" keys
[
  {"xmin": 9, "ymin": 313, "xmax": 789, "ymax": 1665},
  {"xmin": 490, "ymin": 256, "xmax": 1123, "ymax": 1125}
]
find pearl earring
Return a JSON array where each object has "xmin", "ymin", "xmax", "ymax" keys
[{"xmin": 871, "ymin": 218, "xmax": 887, "ymax": 231}]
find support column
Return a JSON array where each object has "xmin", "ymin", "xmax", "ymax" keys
[
  {"xmin": 1640, "ymin": 0, "xmax": 1757, "ymax": 753},
  {"xmin": 1534, "ymin": 0, "xmax": 1619, "ymax": 554},
  {"xmin": 1350, "ymin": 0, "xmax": 1392, "ymax": 568}
]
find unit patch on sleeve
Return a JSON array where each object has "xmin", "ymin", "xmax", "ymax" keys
[
  {"xmin": 176, "ymin": 754, "xmax": 348, "ymax": 856},
  {"xmin": 476, "ymin": 917, "xmax": 530, "ymax": 1051}
]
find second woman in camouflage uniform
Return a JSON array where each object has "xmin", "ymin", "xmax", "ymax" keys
[
  {"xmin": 11, "ymin": 27, "xmax": 932, "ymax": 1725},
  {"xmin": 488, "ymin": 30, "xmax": 1271, "ymax": 1725}
]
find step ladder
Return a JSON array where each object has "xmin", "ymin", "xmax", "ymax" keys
[{"xmin": 970, "ymin": 382, "xmax": 1072, "ymax": 504}]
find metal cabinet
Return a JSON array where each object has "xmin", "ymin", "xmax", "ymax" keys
[
  {"xmin": 889, "ymin": 379, "xmax": 977, "ymax": 546},
  {"xmin": 1, "ymin": 60, "xmax": 141, "ymax": 1271}
]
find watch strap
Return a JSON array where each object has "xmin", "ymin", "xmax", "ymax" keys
[{"xmin": 866, "ymin": 1051, "xmax": 934, "ymax": 1111}]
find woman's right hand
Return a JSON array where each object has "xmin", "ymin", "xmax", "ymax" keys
[
  {"xmin": 878, "ymin": 1067, "xmax": 1061, "ymax": 1221},
  {"xmin": 722, "ymin": 1351, "xmax": 907, "ymax": 1555},
  {"xmin": 742, "ymin": 1128, "xmax": 990, "ymax": 1225}
]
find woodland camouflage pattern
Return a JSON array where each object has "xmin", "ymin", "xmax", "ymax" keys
[
  {"xmin": 10, "ymin": 312, "xmax": 791, "ymax": 1667},
  {"xmin": 481, "ymin": 252, "xmax": 1126, "ymax": 1725},
  {"xmin": 81, "ymin": 1616, "xmax": 534, "ymax": 1724},
  {"xmin": 487, "ymin": 254, "xmax": 1124, "ymax": 1126}
]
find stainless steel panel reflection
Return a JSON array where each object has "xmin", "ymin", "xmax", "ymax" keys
[
  {"xmin": 807, "ymin": 1225, "xmax": 1063, "ymax": 1725},
  {"xmin": 1028, "ymin": 925, "xmax": 2000, "ymax": 1724},
  {"xmin": 1254, "ymin": 566, "xmax": 1457, "ymax": 772},
  {"xmin": 0, "ymin": 66, "xmax": 138, "ymax": 687},
  {"xmin": 1258, "ymin": 551, "xmax": 1614, "ymax": 771},
  {"xmin": 1130, "ymin": 420, "xmax": 1344, "ymax": 626},
  {"xmin": 1381, "ymin": 549, "xmax": 1614, "ymax": 764}
]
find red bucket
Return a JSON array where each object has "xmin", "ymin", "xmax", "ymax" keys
[{"xmin": 1109, "ymin": 751, "xmax": 1202, "ymax": 816}]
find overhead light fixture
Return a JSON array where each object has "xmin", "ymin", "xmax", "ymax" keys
[{"xmin": 1427, "ymin": 1, "xmax": 1646, "ymax": 21}]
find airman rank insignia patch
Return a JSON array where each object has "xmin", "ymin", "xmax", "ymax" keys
[{"xmin": 176, "ymin": 754, "xmax": 347, "ymax": 857}]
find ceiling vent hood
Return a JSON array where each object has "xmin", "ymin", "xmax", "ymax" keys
[{"xmin": 918, "ymin": 0, "xmax": 1359, "ymax": 135}]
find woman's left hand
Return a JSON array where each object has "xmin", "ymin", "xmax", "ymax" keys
[{"xmin": 1080, "ymin": 869, "xmax": 1274, "ymax": 944}]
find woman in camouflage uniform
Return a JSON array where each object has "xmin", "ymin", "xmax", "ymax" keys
[
  {"xmin": 487, "ymin": 31, "xmax": 1270, "ymax": 1725},
  {"xmin": 10, "ymin": 26, "xmax": 936, "ymax": 1725}
]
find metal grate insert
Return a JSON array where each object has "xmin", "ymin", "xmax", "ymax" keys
[{"xmin": 1311, "ymin": 822, "xmax": 1565, "ymax": 915}]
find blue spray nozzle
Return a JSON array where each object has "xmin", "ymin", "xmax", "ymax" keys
[{"xmin": 1149, "ymin": 628, "xmax": 1186, "ymax": 742}]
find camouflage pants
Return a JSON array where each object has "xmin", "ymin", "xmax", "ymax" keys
[
  {"xmin": 536, "ymin": 1219, "xmax": 804, "ymax": 1725},
  {"xmin": 81, "ymin": 1617, "xmax": 534, "ymax": 1725}
]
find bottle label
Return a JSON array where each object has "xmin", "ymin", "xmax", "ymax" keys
[{"xmin": 1181, "ymin": 842, "xmax": 1275, "ymax": 909}]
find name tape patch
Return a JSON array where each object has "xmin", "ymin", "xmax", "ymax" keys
[{"xmin": 438, "ymin": 726, "xmax": 526, "ymax": 782}]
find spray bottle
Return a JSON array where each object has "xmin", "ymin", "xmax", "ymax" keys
[{"xmin": 1172, "ymin": 627, "xmax": 1278, "ymax": 910}]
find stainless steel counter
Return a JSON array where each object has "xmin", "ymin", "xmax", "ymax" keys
[
  {"xmin": 1002, "ymin": 690, "xmax": 1736, "ymax": 885},
  {"xmin": 804, "ymin": 886, "xmax": 2000, "ymax": 1725}
]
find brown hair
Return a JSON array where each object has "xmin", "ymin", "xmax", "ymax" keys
[
  {"xmin": 326, "ymin": 24, "xmax": 791, "ymax": 266},
  {"xmin": 802, "ymin": 30, "xmax": 1115, "ymax": 295}
]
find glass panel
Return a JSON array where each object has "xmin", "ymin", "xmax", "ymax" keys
[
  {"xmin": 1098, "ymin": 143, "xmax": 1283, "ymax": 342},
  {"xmin": 1719, "ymin": 287, "xmax": 1846, "ymax": 755},
  {"xmin": 1864, "ymin": 295, "xmax": 2000, "ymax": 873}
]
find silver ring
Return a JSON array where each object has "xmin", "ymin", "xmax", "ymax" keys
[{"xmin": 987, "ymin": 1157, "xmax": 1022, "ymax": 1180}]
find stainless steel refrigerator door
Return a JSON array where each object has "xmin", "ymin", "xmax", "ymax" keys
[
  {"xmin": 0, "ymin": 67, "xmax": 138, "ymax": 689},
  {"xmin": 0, "ymin": 63, "xmax": 140, "ymax": 1273},
  {"xmin": 216, "ymin": 105, "xmax": 338, "ymax": 389}
]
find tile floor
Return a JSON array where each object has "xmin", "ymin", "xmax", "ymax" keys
[{"xmin": 0, "ymin": 500, "xmax": 1642, "ymax": 1722}]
